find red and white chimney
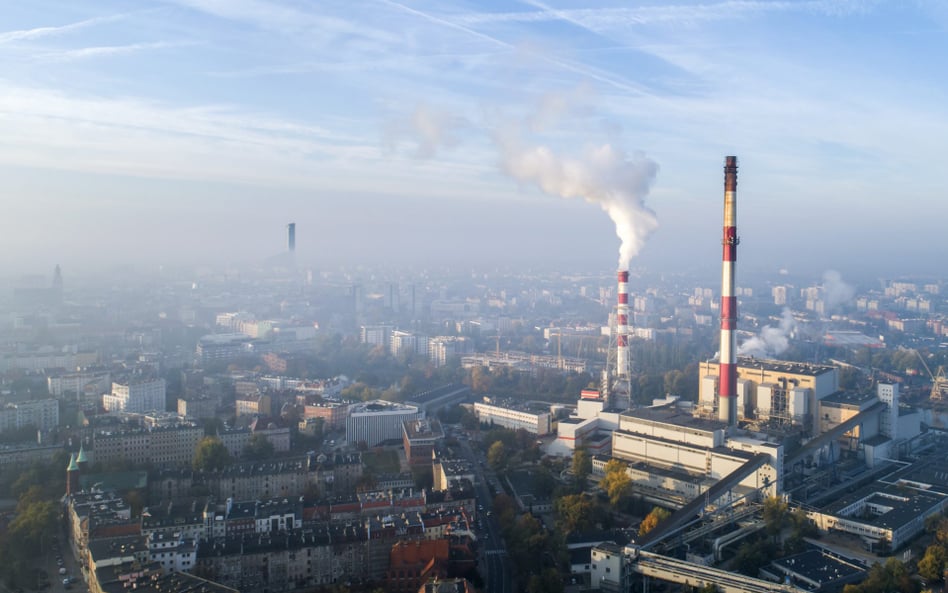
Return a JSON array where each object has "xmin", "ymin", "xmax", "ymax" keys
[
  {"xmin": 719, "ymin": 156, "xmax": 739, "ymax": 425},
  {"xmin": 617, "ymin": 270, "xmax": 630, "ymax": 378}
]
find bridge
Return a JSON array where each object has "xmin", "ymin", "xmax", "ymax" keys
[
  {"xmin": 629, "ymin": 549, "xmax": 801, "ymax": 593},
  {"xmin": 638, "ymin": 453, "xmax": 771, "ymax": 549},
  {"xmin": 784, "ymin": 402, "xmax": 884, "ymax": 468}
]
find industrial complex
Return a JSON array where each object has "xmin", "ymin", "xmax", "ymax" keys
[{"xmin": 543, "ymin": 157, "xmax": 946, "ymax": 592}]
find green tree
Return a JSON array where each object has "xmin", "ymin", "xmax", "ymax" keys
[
  {"xmin": 599, "ymin": 459, "xmax": 631, "ymax": 506},
  {"xmin": 487, "ymin": 441, "xmax": 507, "ymax": 473},
  {"xmin": 554, "ymin": 494, "xmax": 597, "ymax": 533},
  {"xmin": 7, "ymin": 498, "xmax": 57, "ymax": 555},
  {"xmin": 918, "ymin": 544, "xmax": 947, "ymax": 583},
  {"xmin": 243, "ymin": 433, "xmax": 275, "ymax": 460},
  {"xmin": 527, "ymin": 568, "xmax": 564, "ymax": 593},
  {"xmin": 193, "ymin": 436, "xmax": 232, "ymax": 471},
  {"xmin": 762, "ymin": 496, "xmax": 789, "ymax": 542},
  {"xmin": 638, "ymin": 506, "xmax": 672, "ymax": 537},
  {"xmin": 790, "ymin": 507, "xmax": 819, "ymax": 539},
  {"xmin": 571, "ymin": 448, "xmax": 592, "ymax": 491}
]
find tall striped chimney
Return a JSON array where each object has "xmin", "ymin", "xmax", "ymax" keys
[
  {"xmin": 617, "ymin": 270, "xmax": 630, "ymax": 378},
  {"xmin": 719, "ymin": 156, "xmax": 739, "ymax": 425}
]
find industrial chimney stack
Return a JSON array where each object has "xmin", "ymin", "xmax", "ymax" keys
[
  {"xmin": 616, "ymin": 270, "xmax": 630, "ymax": 379},
  {"xmin": 718, "ymin": 156, "xmax": 739, "ymax": 425}
]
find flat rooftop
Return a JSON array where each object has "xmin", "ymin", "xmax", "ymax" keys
[
  {"xmin": 621, "ymin": 405, "xmax": 726, "ymax": 433},
  {"xmin": 404, "ymin": 418, "xmax": 444, "ymax": 440},
  {"xmin": 768, "ymin": 549, "xmax": 865, "ymax": 585},
  {"xmin": 820, "ymin": 391, "xmax": 876, "ymax": 407},
  {"xmin": 737, "ymin": 356, "xmax": 837, "ymax": 377},
  {"xmin": 822, "ymin": 483, "xmax": 946, "ymax": 531}
]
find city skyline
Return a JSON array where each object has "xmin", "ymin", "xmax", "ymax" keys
[{"xmin": 2, "ymin": 0, "xmax": 947, "ymax": 277}]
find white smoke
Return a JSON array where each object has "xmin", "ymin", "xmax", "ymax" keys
[
  {"xmin": 738, "ymin": 308, "xmax": 797, "ymax": 358},
  {"xmin": 821, "ymin": 269, "xmax": 854, "ymax": 312},
  {"xmin": 384, "ymin": 103, "xmax": 469, "ymax": 158},
  {"xmin": 496, "ymin": 131, "xmax": 659, "ymax": 270}
]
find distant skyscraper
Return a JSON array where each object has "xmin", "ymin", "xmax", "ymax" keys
[{"xmin": 287, "ymin": 223, "xmax": 296, "ymax": 253}]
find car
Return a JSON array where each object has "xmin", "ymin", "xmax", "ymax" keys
[{"xmin": 59, "ymin": 568, "xmax": 67, "ymax": 575}]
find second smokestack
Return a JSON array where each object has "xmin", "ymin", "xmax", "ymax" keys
[
  {"xmin": 718, "ymin": 156, "xmax": 738, "ymax": 425},
  {"xmin": 617, "ymin": 269, "xmax": 630, "ymax": 378}
]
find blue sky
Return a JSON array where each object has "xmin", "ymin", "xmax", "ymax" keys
[{"xmin": 2, "ymin": 0, "xmax": 947, "ymax": 278}]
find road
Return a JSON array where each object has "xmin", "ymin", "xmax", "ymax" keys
[
  {"xmin": 458, "ymin": 434, "xmax": 513, "ymax": 593},
  {"xmin": 29, "ymin": 532, "xmax": 83, "ymax": 593}
]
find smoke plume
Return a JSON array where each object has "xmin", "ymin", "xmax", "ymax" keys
[
  {"xmin": 738, "ymin": 308, "xmax": 796, "ymax": 357},
  {"xmin": 821, "ymin": 269, "xmax": 854, "ymax": 312},
  {"xmin": 496, "ymin": 132, "xmax": 659, "ymax": 270}
]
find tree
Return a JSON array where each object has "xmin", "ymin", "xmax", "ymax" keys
[
  {"xmin": 762, "ymin": 496, "xmax": 789, "ymax": 542},
  {"xmin": 639, "ymin": 506, "xmax": 672, "ymax": 537},
  {"xmin": 790, "ymin": 507, "xmax": 819, "ymax": 539},
  {"xmin": 243, "ymin": 433, "xmax": 275, "ymax": 460},
  {"xmin": 571, "ymin": 449, "xmax": 592, "ymax": 491},
  {"xmin": 932, "ymin": 516, "xmax": 948, "ymax": 547},
  {"xmin": 554, "ymin": 494, "xmax": 597, "ymax": 533},
  {"xmin": 599, "ymin": 459, "xmax": 631, "ymax": 506},
  {"xmin": 487, "ymin": 441, "xmax": 507, "ymax": 473},
  {"xmin": 527, "ymin": 568, "xmax": 563, "ymax": 593},
  {"xmin": 193, "ymin": 436, "xmax": 232, "ymax": 471},
  {"xmin": 918, "ymin": 544, "xmax": 947, "ymax": 583}
]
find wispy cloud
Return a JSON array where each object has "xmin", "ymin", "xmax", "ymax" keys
[
  {"xmin": 38, "ymin": 41, "xmax": 195, "ymax": 62},
  {"xmin": 0, "ymin": 14, "xmax": 125, "ymax": 44},
  {"xmin": 454, "ymin": 0, "xmax": 878, "ymax": 28}
]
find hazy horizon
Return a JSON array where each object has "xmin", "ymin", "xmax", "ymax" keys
[{"xmin": 3, "ymin": 1, "xmax": 947, "ymax": 282}]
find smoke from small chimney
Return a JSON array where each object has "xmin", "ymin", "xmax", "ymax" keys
[{"xmin": 495, "ymin": 127, "xmax": 658, "ymax": 270}]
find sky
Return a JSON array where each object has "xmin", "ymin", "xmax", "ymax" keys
[{"xmin": 2, "ymin": 0, "xmax": 947, "ymax": 279}]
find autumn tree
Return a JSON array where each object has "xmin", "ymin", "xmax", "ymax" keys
[
  {"xmin": 571, "ymin": 448, "xmax": 592, "ymax": 491},
  {"xmin": 599, "ymin": 459, "xmax": 631, "ymax": 506},
  {"xmin": 243, "ymin": 433, "xmax": 275, "ymax": 460},
  {"xmin": 487, "ymin": 440, "xmax": 507, "ymax": 473},
  {"xmin": 555, "ymin": 494, "xmax": 598, "ymax": 534},
  {"xmin": 918, "ymin": 544, "xmax": 948, "ymax": 583},
  {"xmin": 639, "ymin": 506, "xmax": 672, "ymax": 537},
  {"xmin": 193, "ymin": 436, "xmax": 232, "ymax": 471},
  {"xmin": 762, "ymin": 496, "xmax": 790, "ymax": 542}
]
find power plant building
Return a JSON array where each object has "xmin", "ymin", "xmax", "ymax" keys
[
  {"xmin": 609, "ymin": 406, "xmax": 782, "ymax": 501},
  {"xmin": 698, "ymin": 357, "xmax": 839, "ymax": 433},
  {"xmin": 472, "ymin": 399, "xmax": 552, "ymax": 435}
]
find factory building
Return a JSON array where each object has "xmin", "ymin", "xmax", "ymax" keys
[
  {"xmin": 807, "ymin": 482, "xmax": 948, "ymax": 552},
  {"xmin": 609, "ymin": 405, "xmax": 782, "ymax": 501},
  {"xmin": 698, "ymin": 357, "xmax": 839, "ymax": 434},
  {"xmin": 472, "ymin": 399, "xmax": 552, "ymax": 435},
  {"xmin": 346, "ymin": 400, "xmax": 422, "ymax": 447}
]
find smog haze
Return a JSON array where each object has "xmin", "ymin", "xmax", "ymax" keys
[{"xmin": 2, "ymin": 1, "xmax": 947, "ymax": 279}]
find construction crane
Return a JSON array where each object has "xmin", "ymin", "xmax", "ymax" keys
[{"xmin": 914, "ymin": 349, "xmax": 948, "ymax": 401}]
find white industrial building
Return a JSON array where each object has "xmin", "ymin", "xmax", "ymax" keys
[
  {"xmin": 473, "ymin": 399, "xmax": 552, "ymax": 435},
  {"xmin": 609, "ymin": 405, "xmax": 782, "ymax": 501},
  {"xmin": 346, "ymin": 400, "xmax": 422, "ymax": 447}
]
